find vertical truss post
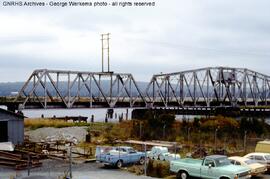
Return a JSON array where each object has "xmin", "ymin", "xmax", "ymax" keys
[
  {"xmin": 44, "ymin": 73, "xmax": 47, "ymax": 109},
  {"xmin": 193, "ymin": 72, "xmax": 197, "ymax": 106},
  {"xmin": 180, "ymin": 74, "xmax": 184, "ymax": 105},
  {"xmin": 231, "ymin": 69, "xmax": 236, "ymax": 106},
  {"xmin": 56, "ymin": 72, "xmax": 59, "ymax": 100},
  {"xmin": 89, "ymin": 75, "xmax": 93, "ymax": 108},
  {"xmin": 166, "ymin": 76, "xmax": 169, "ymax": 106},
  {"xmin": 253, "ymin": 73, "xmax": 258, "ymax": 106},
  {"xmin": 68, "ymin": 72, "xmax": 71, "ymax": 108},
  {"xmin": 152, "ymin": 77, "xmax": 156, "ymax": 103},
  {"xmin": 78, "ymin": 74, "xmax": 81, "ymax": 100},
  {"xmin": 98, "ymin": 74, "xmax": 101, "ymax": 101},
  {"xmin": 129, "ymin": 76, "xmax": 132, "ymax": 107},
  {"xmin": 243, "ymin": 69, "xmax": 247, "ymax": 106},
  {"xmin": 110, "ymin": 74, "xmax": 113, "ymax": 103},
  {"xmin": 206, "ymin": 69, "xmax": 210, "ymax": 107},
  {"xmin": 264, "ymin": 78, "xmax": 267, "ymax": 105}
]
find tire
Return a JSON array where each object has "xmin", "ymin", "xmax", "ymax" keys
[
  {"xmin": 116, "ymin": 160, "xmax": 123, "ymax": 168},
  {"xmin": 176, "ymin": 170, "xmax": 189, "ymax": 179},
  {"xmin": 139, "ymin": 157, "xmax": 145, "ymax": 165}
]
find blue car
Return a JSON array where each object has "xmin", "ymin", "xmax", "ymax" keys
[{"xmin": 96, "ymin": 146, "xmax": 145, "ymax": 168}]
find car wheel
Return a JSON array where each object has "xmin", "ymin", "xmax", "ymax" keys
[
  {"xmin": 116, "ymin": 160, "xmax": 123, "ymax": 168},
  {"xmin": 176, "ymin": 170, "xmax": 189, "ymax": 179},
  {"xmin": 139, "ymin": 157, "xmax": 145, "ymax": 165}
]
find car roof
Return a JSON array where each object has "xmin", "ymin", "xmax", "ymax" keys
[
  {"xmin": 245, "ymin": 152, "xmax": 270, "ymax": 156},
  {"xmin": 118, "ymin": 146, "xmax": 133, "ymax": 149},
  {"xmin": 206, "ymin": 155, "xmax": 227, "ymax": 159}
]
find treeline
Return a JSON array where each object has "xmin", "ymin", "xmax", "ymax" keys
[{"xmin": 104, "ymin": 110, "xmax": 270, "ymax": 147}]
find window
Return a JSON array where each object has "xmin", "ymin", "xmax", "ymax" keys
[
  {"xmin": 204, "ymin": 159, "xmax": 215, "ymax": 167},
  {"xmin": 229, "ymin": 160, "xmax": 235, "ymax": 165},
  {"xmin": 265, "ymin": 155, "xmax": 270, "ymax": 160},
  {"xmin": 244, "ymin": 159, "xmax": 257, "ymax": 165},
  {"xmin": 215, "ymin": 157, "xmax": 231, "ymax": 167},
  {"xmin": 127, "ymin": 148, "xmax": 136, "ymax": 153},
  {"xmin": 235, "ymin": 161, "xmax": 241, "ymax": 165},
  {"xmin": 255, "ymin": 155, "xmax": 264, "ymax": 161}
]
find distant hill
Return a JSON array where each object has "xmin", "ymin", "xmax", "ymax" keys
[{"xmin": 0, "ymin": 82, "xmax": 25, "ymax": 96}]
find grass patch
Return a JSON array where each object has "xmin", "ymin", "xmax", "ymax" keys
[{"xmin": 24, "ymin": 118, "xmax": 113, "ymax": 130}]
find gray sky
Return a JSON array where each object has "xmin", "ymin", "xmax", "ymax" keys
[{"xmin": 0, "ymin": 0, "xmax": 270, "ymax": 82}]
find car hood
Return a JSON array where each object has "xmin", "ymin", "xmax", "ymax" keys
[{"xmin": 248, "ymin": 163, "xmax": 266, "ymax": 170}]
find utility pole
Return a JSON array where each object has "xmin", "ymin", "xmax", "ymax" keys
[
  {"xmin": 244, "ymin": 130, "xmax": 247, "ymax": 153},
  {"xmin": 139, "ymin": 122, "xmax": 142, "ymax": 139},
  {"xmin": 144, "ymin": 143, "xmax": 147, "ymax": 176},
  {"xmin": 214, "ymin": 127, "xmax": 219, "ymax": 151},
  {"xmin": 101, "ymin": 33, "xmax": 111, "ymax": 72},
  {"xmin": 69, "ymin": 146, "xmax": 72, "ymax": 179}
]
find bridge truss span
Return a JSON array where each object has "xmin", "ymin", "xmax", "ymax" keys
[
  {"xmin": 145, "ymin": 67, "xmax": 270, "ymax": 107},
  {"xmin": 15, "ymin": 69, "xmax": 146, "ymax": 109}
]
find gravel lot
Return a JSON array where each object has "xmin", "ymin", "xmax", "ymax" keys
[
  {"xmin": 0, "ymin": 159, "xmax": 157, "ymax": 179},
  {"xmin": 2, "ymin": 159, "xmax": 270, "ymax": 179},
  {"xmin": 25, "ymin": 127, "xmax": 88, "ymax": 143}
]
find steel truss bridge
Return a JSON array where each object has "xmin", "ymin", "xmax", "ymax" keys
[{"xmin": 6, "ymin": 67, "xmax": 270, "ymax": 110}]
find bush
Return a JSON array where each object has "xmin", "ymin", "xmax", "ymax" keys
[{"xmin": 147, "ymin": 160, "xmax": 170, "ymax": 178}]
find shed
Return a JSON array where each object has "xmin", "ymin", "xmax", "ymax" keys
[{"xmin": 0, "ymin": 108, "xmax": 24, "ymax": 145}]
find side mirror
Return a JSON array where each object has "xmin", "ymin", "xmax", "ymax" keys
[{"xmin": 208, "ymin": 164, "xmax": 212, "ymax": 168}]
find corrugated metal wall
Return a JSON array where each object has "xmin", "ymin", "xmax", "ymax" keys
[
  {"xmin": 8, "ymin": 119, "xmax": 24, "ymax": 145},
  {"xmin": 0, "ymin": 112, "xmax": 24, "ymax": 145}
]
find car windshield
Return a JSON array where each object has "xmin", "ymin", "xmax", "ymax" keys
[
  {"xmin": 265, "ymin": 155, "xmax": 270, "ymax": 160},
  {"xmin": 244, "ymin": 159, "xmax": 257, "ymax": 164},
  {"xmin": 127, "ymin": 148, "xmax": 136, "ymax": 153},
  {"xmin": 215, "ymin": 157, "xmax": 231, "ymax": 167}
]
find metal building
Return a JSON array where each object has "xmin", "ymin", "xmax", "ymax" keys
[{"xmin": 0, "ymin": 108, "xmax": 24, "ymax": 145}]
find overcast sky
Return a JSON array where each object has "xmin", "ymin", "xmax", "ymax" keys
[{"xmin": 0, "ymin": 0, "xmax": 270, "ymax": 82}]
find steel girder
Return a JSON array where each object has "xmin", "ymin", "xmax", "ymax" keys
[
  {"xmin": 15, "ymin": 69, "xmax": 146, "ymax": 109},
  {"xmin": 145, "ymin": 67, "xmax": 270, "ymax": 107}
]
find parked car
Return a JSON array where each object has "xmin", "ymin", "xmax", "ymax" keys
[
  {"xmin": 96, "ymin": 146, "xmax": 145, "ymax": 168},
  {"xmin": 244, "ymin": 152, "xmax": 270, "ymax": 170},
  {"xmin": 255, "ymin": 140, "xmax": 270, "ymax": 153},
  {"xmin": 229, "ymin": 156, "xmax": 267, "ymax": 176},
  {"xmin": 147, "ymin": 146, "xmax": 180, "ymax": 161},
  {"xmin": 170, "ymin": 155, "xmax": 251, "ymax": 179}
]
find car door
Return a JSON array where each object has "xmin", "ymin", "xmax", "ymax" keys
[
  {"xmin": 200, "ymin": 159, "xmax": 217, "ymax": 179},
  {"xmin": 128, "ymin": 148, "xmax": 139, "ymax": 163}
]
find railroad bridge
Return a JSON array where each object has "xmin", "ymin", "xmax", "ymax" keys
[{"xmin": 2, "ymin": 67, "xmax": 270, "ymax": 111}]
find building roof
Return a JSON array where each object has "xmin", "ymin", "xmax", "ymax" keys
[
  {"xmin": 258, "ymin": 140, "xmax": 270, "ymax": 144},
  {"xmin": 0, "ymin": 108, "xmax": 24, "ymax": 119}
]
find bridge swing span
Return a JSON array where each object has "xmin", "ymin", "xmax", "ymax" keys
[{"xmin": 14, "ymin": 69, "xmax": 146, "ymax": 109}]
